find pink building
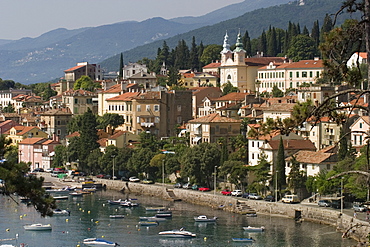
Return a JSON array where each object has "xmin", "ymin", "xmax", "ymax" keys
[{"xmin": 18, "ymin": 137, "xmax": 60, "ymax": 171}]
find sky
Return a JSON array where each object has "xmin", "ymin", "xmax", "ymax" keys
[{"xmin": 0, "ymin": 0, "xmax": 243, "ymax": 40}]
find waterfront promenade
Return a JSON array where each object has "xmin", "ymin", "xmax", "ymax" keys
[{"xmin": 42, "ymin": 174, "xmax": 370, "ymax": 244}]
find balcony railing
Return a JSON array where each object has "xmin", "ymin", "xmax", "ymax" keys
[{"xmin": 140, "ymin": 122, "xmax": 155, "ymax": 127}]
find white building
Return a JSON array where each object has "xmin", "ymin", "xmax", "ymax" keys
[
  {"xmin": 347, "ymin": 52, "xmax": 367, "ymax": 68},
  {"xmin": 123, "ymin": 63, "xmax": 148, "ymax": 80}
]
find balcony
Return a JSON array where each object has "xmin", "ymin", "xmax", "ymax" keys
[{"xmin": 140, "ymin": 122, "xmax": 155, "ymax": 128}]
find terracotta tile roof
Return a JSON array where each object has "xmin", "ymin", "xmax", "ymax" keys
[
  {"xmin": 217, "ymin": 102, "xmax": 240, "ymax": 110},
  {"xmin": 182, "ymin": 73, "xmax": 195, "ymax": 78},
  {"xmin": 64, "ymin": 65, "xmax": 85, "ymax": 72},
  {"xmin": 357, "ymin": 52, "xmax": 368, "ymax": 59},
  {"xmin": 189, "ymin": 113, "xmax": 241, "ymax": 123},
  {"xmin": 203, "ymin": 62, "xmax": 221, "ymax": 68},
  {"xmin": 98, "ymin": 138, "xmax": 108, "ymax": 147},
  {"xmin": 245, "ymin": 57, "xmax": 286, "ymax": 66},
  {"xmin": 265, "ymin": 139, "xmax": 316, "ymax": 151},
  {"xmin": 1, "ymin": 113, "xmax": 20, "ymax": 118},
  {"xmin": 62, "ymin": 89, "xmax": 97, "ymax": 96},
  {"xmin": 134, "ymin": 91, "xmax": 161, "ymax": 100},
  {"xmin": 247, "ymin": 130, "xmax": 280, "ymax": 141},
  {"xmin": 318, "ymin": 145, "xmax": 338, "ymax": 153},
  {"xmin": 109, "ymin": 130, "xmax": 126, "ymax": 139},
  {"xmin": 0, "ymin": 120, "xmax": 20, "ymax": 128},
  {"xmin": 17, "ymin": 126, "xmax": 41, "ymax": 136},
  {"xmin": 286, "ymin": 150, "xmax": 335, "ymax": 164},
  {"xmin": 214, "ymin": 92, "xmax": 248, "ymax": 102},
  {"xmin": 40, "ymin": 108, "xmax": 72, "ymax": 116},
  {"xmin": 18, "ymin": 137, "xmax": 46, "ymax": 145},
  {"xmin": 42, "ymin": 139, "xmax": 60, "ymax": 145},
  {"xmin": 261, "ymin": 103, "xmax": 295, "ymax": 112},
  {"xmin": 66, "ymin": 131, "xmax": 80, "ymax": 138},
  {"xmin": 106, "ymin": 92, "xmax": 140, "ymax": 101},
  {"xmin": 103, "ymin": 84, "xmax": 122, "ymax": 93},
  {"xmin": 284, "ymin": 59, "xmax": 324, "ymax": 69}
]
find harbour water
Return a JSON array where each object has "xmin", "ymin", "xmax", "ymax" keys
[{"xmin": 0, "ymin": 190, "xmax": 357, "ymax": 247}]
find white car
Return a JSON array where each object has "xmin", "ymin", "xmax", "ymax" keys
[
  {"xmin": 231, "ymin": 190, "xmax": 242, "ymax": 196},
  {"xmin": 248, "ymin": 193, "xmax": 262, "ymax": 200},
  {"xmin": 129, "ymin": 177, "xmax": 140, "ymax": 182}
]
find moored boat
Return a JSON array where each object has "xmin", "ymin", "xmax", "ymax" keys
[
  {"xmin": 232, "ymin": 237, "xmax": 254, "ymax": 242},
  {"xmin": 109, "ymin": 215, "xmax": 125, "ymax": 218},
  {"xmin": 243, "ymin": 226, "xmax": 265, "ymax": 232},
  {"xmin": 23, "ymin": 223, "xmax": 52, "ymax": 231},
  {"xmin": 158, "ymin": 228, "xmax": 196, "ymax": 238},
  {"xmin": 139, "ymin": 221, "xmax": 159, "ymax": 226},
  {"xmin": 107, "ymin": 199, "xmax": 122, "ymax": 205},
  {"xmin": 120, "ymin": 200, "xmax": 139, "ymax": 207},
  {"xmin": 53, "ymin": 209, "xmax": 70, "ymax": 216},
  {"xmin": 53, "ymin": 195, "xmax": 69, "ymax": 200},
  {"xmin": 155, "ymin": 212, "xmax": 172, "ymax": 218},
  {"xmin": 139, "ymin": 216, "xmax": 167, "ymax": 222},
  {"xmin": 194, "ymin": 215, "xmax": 217, "ymax": 222},
  {"xmin": 69, "ymin": 191, "xmax": 83, "ymax": 197},
  {"xmin": 83, "ymin": 238, "xmax": 119, "ymax": 246},
  {"xmin": 145, "ymin": 206, "xmax": 166, "ymax": 211}
]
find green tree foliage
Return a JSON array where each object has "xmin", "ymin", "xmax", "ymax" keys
[
  {"xmin": 242, "ymin": 30, "xmax": 252, "ymax": 56},
  {"xmin": 189, "ymin": 36, "xmax": 199, "ymax": 71},
  {"xmin": 2, "ymin": 103, "xmax": 15, "ymax": 113},
  {"xmin": 259, "ymin": 30, "xmax": 267, "ymax": 54},
  {"xmin": 30, "ymin": 82, "xmax": 57, "ymax": 101},
  {"xmin": 118, "ymin": 53, "xmax": 124, "ymax": 78},
  {"xmin": 53, "ymin": 145, "xmax": 67, "ymax": 167},
  {"xmin": 248, "ymin": 153, "xmax": 270, "ymax": 195},
  {"xmin": 267, "ymin": 27, "xmax": 277, "ymax": 56},
  {"xmin": 97, "ymin": 113, "xmax": 124, "ymax": 134},
  {"xmin": 77, "ymin": 109, "xmax": 99, "ymax": 170},
  {"xmin": 180, "ymin": 143, "xmax": 220, "ymax": 187},
  {"xmin": 167, "ymin": 66, "xmax": 181, "ymax": 88},
  {"xmin": 174, "ymin": 40, "xmax": 190, "ymax": 69},
  {"xmin": 127, "ymin": 147, "xmax": 155, "ymax": 176},
  {"xmin": 0, "ymin": 135, "xmax": 56, "ymax": 216},
  {"xmin": 73, "ymin": 75, "xmax": 101, "ymax": 91},
  {"xmin": 271, "ymin": 85, "xmax": 284, "ymax": 97},
  {"xmin": 320, "ymin": 14, "xmax": 333, "ymax": 43},
  {"xmin": 275, "ymin": 137, "xmax": 286, "ymax": 191},
  {"xmin": 311, "ymin": 20, "xmax": 320, "ymax": 47},
  {"xmin": 287, "ymin": 35, "xmax": 317, "ymax": 62},
  {"xmin": 287, "ymin": 155, "xmax": 307, "ymax": 194},
  {"xmin": 200, "ymin": 44, "xmax": 222, "ymax": 65},
  {"xmin": 220, "ymin": 160, "xmax": 248, "ymax": 190},
  {"xmin": 0, "ymin": 79, "xmax": 15, "ymax": 90},
  {"xmin": 222, "ymin": 82, "xmax": 239, "ymax": 95}
]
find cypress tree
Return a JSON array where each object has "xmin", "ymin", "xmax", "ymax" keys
[
  {"xmin": 242, "ymin": 30, "xmax": 252, "ymax": 56},
  {"xmin": 338, "ymin": 128, "xmax": 348, "ymax": 160},
  {"xmin": 189, "ymin": 36, "xmax": 199, "ymax": 71},
  {"xmin": 302, "ymin": 26, "xmax": 309, "ymax": 36},
  {"xmin": 320, "ymin": 14, "xmax": 333, "ymax": 43},
  {"xmin": 259, "ymin": 30, "xmax": 267, "ymax": 55},
  {"xmin": 198, "ymin": 41, "xmax": 205, "ymax": 71},
  {"xmin": 311, "ymin": 20, "xmax": 320, "ymax": 47},
  {"xmin": 118, "ymin": 53, "xmax": 123, "ymax": 79},
  {"xmin": 275, "ymin": 137, "xmax": 286, "ymax": 191},
  {"xmin": 267, "ymin": 27, "xmax": 277, "ymax": 56}
]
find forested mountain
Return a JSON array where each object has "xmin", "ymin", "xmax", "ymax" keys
[{"xmin": 100, "ymin": 0, "xmax": 356, "ymax": 73}]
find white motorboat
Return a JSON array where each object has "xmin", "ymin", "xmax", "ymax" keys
[
  {"xmin": 158, "ymin": 228, "xmax": 196, "ymax": 238},
  {"xmin": 139, "ymin": 221, "xmax": 159, "ymax": 226},
  {"xmin": 139, "ymin": 216, "xmax": 167, "ymax": 222},
  {"xmin": 145, "ymin": 206, "xmax": 166, "ymax": 211},
  {"xmin": 46, "ymin": 186, "xmax": 75, "ymax": 194},
  {"xmin": 83, "ymin": 238, "xmax": 119, "ymax": 246},
  {"xmin": 107, "ymin": 199, "xmax": 123, "ymax": 205},
  {"xmin": 109, "ymin": 215, "xmax": 125, "ymax": 218},
  {"xmin": 120, "ymin": 200, "xmax": 139, "ymax": 207},
  {"xmin": 53, "ymin": 195, "xmax": 69, "ymax": 200},
  {"xmin": 194, "ymin": 215, "xmax": 217, "ymax": 222},
  {"xmin": 155, "ymin": 212, "xmax": 172, "ymax": 218},
  {"xmin": 23, "ymin": 223, "xmax": 52, "ymax": 231},
  {"xmin": 243, "ymin": 226, "xmax": 265, "ymax": 232},
  {"xmin": 53, "ymin": 209, "xmax": 70, "ymax": 216},
  {"xmin": 232, "ymin": 237, "xmax": 254, "ymax": 242},
  {"xmin": 69, "ymin": 191, "xmax": 84, "ymax": 197}
]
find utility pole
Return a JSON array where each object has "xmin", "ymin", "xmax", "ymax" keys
[{"xmin": 214, "ymin": 166, "xmax": 217, "ymax": 196}]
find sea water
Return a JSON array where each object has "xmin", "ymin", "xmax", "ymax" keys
[{"xmin": 0, "ymin": 190, "xmax": 356, "ymax": 247}]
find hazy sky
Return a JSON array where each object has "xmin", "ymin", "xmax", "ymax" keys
[{"xmin": 0, "ymin": 0, "xmax": 243, "ymax": 40}]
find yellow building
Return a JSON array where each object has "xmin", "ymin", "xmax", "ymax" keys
[{"xmin": 5, "ymin": 126, "xmax": 48, "ymax": 144}]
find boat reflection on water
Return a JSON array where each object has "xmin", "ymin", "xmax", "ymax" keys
[{"xmin": 158, "ymin": 238, "xmax": 195, "ymax": 246}]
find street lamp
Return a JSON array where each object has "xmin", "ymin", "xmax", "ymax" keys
[
  {"xmin": 162, "ymin": 159, "xmax": 165, "ymax": 186},
  {"xmin": 341, "ymin": 177, "xmax": 343, "ymax": 214},
  {"xmin": 214, "ymin": 166, "xmax": 217, "ymax": 196},
  {"xmin": 112, "ymin": 155, "xmax": 115, "ymax": 179},
  {"xmin": 275, "ymin": 170, "xmax": 278, "ymax": 203}
]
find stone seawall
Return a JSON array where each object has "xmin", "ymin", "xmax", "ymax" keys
[{"xmin": 96, "ymin": 179, "xmax": 370, "ymax": 243}]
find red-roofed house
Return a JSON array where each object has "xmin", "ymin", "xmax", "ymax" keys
[
  {"xmin": 350, "ymin": 116, "xmax": 370, "ymax": 152},
  {"xmin": 347, "ymin": 52, "xmax": 368, "ymax": 68},
  {"xmin": 18, "ymin": 137, "xmax": 61, "ymax": 171},
  {"xmin": 0, "ymin": 120, "xmax": 21, "ymax": 135},
  {"xmin": 190, "ymin": 87, "xmax": 222, "ymax": 118},
  {"xmin": 102, "ymin": 130, "xmax": 139, "ymax": 151},
  {"xmin": 257, "ymin": 58, "xmax": 324, "ymax": 94},
  {"xmin": 64, "ymin": 62, "xmax": 102, "ymax": 82},
  {"xmin": 187, "ymin": 113, "xmax": 242, "ymax": 146},
  {"xmin": 5, "ymin": 126, "xmax": 48, "ymax": 144},
  {"xmin": 62, "ymin": 89, "xmax": 98, "ymax": 114}
]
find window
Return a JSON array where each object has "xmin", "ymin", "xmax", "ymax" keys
[
  {"xmin": 316, "ymin": 71, "xmax": 320, "ymax": 77},
  {"xmin": 154, "ymin": 105, "xmax": 159, "ymax": 112},
  {"xmin": 289, "ymin": 72, "xmax": 293, "ymax": 78},
  {"xmin": 177, "ymin": 116, "xmax": 182, "ymax": 124},
  {"xmin": 137, "ymin": 105, "xmax": 141, "ymax": 112},
  {"xmin": 360, "ymin": 123, "xmax": 363, "ymax": 128},
  {"xmin": 86, "ymin": 98, "xmax": 92, "ymax": 104},
  {"xmin": 177, "ymin": 105, "xmax": 181, "ymax": 112},
  {"xmin": 326, "ymin": 164, "xmax": 331, "ymax": 170},
  {"xmin": 146, "ymin": 105, "xmax": 150, "ymax": 111},
  {"xmin": 57, "ymin": 129, "xmax": 61, "ymax": 135},
  {"xmin": 74, "ymin": 98, "xmax": 78, "ymax": 104},
  {"xmin": 302, "ymin": 71, "xmax": 307, "ymax": 77},
  {"xmin": 252, "ymin": 153, "xmax": 254, "ymax": 159},
  {"xmin": 251, "ymin": 141, "xmax": 254, "ymax": 147},
  {"xmin": 296, "ymin": 72, "xmax": 299, "ymax": 78},
  {"xmin": 309, "ymin": 71, "xmax": 313, "ymax": 77},
  {"xmin": 227, "ymin": 75, "xmax": 231, "ymax": 80}
]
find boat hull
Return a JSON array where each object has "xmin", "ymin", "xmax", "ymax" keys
[
  {"xmin": 232, "ymin": 238, "xmax": 254, "ymax": 242},
  {"xmin": 243, "ymin": 226, "xmax": 265, "ymax": 232},
  {"xmin": 83, "ymin": 238, "xmax": 118, "ymax": 246},
  {"xmin": 24, "ymin": 224, "xmax": 52, "ymax": 231}
]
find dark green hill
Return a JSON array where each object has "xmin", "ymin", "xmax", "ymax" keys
[{"xmin": 100, "ymin": 0, "xmax": 356, "ymax": 72}]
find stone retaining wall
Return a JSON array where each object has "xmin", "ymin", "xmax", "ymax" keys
[{"xmin": 96, "ymin": 179, "xmax": 370, "ymax": 243}]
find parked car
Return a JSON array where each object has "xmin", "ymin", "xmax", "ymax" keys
[
  {"xmin": 242, "ymin": 193, "xmax": 249, "ymax": 198},
  {"xmin": 191, "ymin": 184, "xmax": 199, "ymax": 190},
  {"xmin": 318, "ymin": 200, "xmax": 331, "ymax": 207},
  {"xmin": 104, "ymin": 175, "xmax": 112, "ymax": 179},
  {"xmin": 96, "ymin": 174, "xmax": 105, "ymax": 179},
  {"xmin": 32, "ymin": 168, "xmax": 44, "ymax": 172},
  {"xmin": 141, "ymin": 179, "xmax": 154, "ymax": 184},
  {"xmin": 182, "ymin": 183, "xmax": 192, "ymax": 189},
  {"xmin": 353, "ymin": 203, "xmax": 366, "ymax": 212},
  {"xmin": 129, "ymin": 176, "xmax": 140, "ymax": 182},
  {"xmin": 174, "ymin": 183, "xmax": 182, "ymax": 188},
  {"xmin": 45, "ymin": 168, "xmax": 54, "ymax": 173},
  {"xmin": 221, "ymin": 190, "xmax": 232, "ymax": 196},
  {"xmin": 51, "ymin": 171, "xmax": 63, "ymax": 177},
  {"xmin": 198, "ymin": 187, "xmax": 211, "ymax": 192},
  {"xmin": 282, "ymin": 194, "xmax": 300, "ymax": 204},
  {"xmin": 331, "ymin": 200, "xmax": 344, "ymax": 209},
  {"xmin": 264, "ymin": 195, "xmax": 278, "ymax": 202},
  {"xmin": 231, "ymin": 190, "xmax": 243, "ymax": 197},
  {"xmin": 248, "ymin": 193, "xmax": 262, "ymax": 200}
]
